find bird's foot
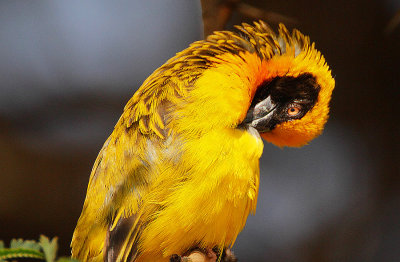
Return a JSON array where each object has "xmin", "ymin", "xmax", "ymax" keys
[
  {"xmin": 170, "ymin": 247, "xmax": 217, "ymax": 262},
  {"xmin": 220, "ymin": 248, "xmax": 238, "ymax": 262},
  {"xmin": 170, "ymin": 247, "xmax": 237, "ymax": 262}
]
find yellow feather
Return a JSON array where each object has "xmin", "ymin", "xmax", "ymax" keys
[{"xmin": 71, "ymin": 21, "xmax": 334, "ymax": 262}]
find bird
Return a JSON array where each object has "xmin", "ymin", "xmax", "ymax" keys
[{"xmin": 71, "ymin": 21, "xmax": 335, "ymax": 262}]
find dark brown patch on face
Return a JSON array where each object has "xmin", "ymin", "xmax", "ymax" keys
[
  {"xmin": 241, "ymin": 73, "xmax": 320, "ymax": 131},
  {"xmin": 260, "ymin": 74, "xmax": 320, "ymax": 129},
  {"xmin": 253, "ymin": 73, "xmax": 320, "ymax": 108}
]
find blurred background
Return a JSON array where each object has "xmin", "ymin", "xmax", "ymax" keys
[{"xmin": 0, "ymin": 0, "xmax": 399, "ymax": 261}]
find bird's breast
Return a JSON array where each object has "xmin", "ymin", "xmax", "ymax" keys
[{"xmin": 140, "ymin": 127, "xmax": 263, "ymax": 258}]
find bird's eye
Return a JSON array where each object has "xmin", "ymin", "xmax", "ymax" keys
[{"xmin": 287, "ymin": 104, "xmax": 302, "ymax": 116}]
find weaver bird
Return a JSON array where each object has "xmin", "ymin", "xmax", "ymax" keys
[{"xmin": 71, "ymin": 21, "xmax": 334, "ymax": 262}]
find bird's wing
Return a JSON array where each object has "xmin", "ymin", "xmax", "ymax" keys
[
  {"xmin": 71, "ymin": 43, "xmax": 211, "ymax": 261},
  {"xmin": 71, "ymin": 70, "xmax": 185, "ymax": 261}
]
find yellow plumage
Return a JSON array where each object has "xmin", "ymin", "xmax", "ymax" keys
[{"xmin": 71, "ymin": 21, "xmax": 334, "ymax": 262}]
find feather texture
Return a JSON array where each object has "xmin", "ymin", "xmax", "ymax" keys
[{"xmin": 71, "ymin": 21, "xmax": 334, "ymax": 262}]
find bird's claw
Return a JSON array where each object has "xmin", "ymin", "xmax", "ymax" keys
[
  {"xmin": 170, "ymin": 247, "xmax": 217, "ymax": 262},
  {"xmin": 170, "ymin": 247, "xmax": 238, "ymax": 262}
]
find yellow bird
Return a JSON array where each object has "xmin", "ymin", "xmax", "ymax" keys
[{"xmin": 71, "ymin": 21, "xmax": 334, "ymax": 262}]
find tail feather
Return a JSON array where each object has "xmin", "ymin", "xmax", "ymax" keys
[{"xmin": 104, "ymin": 213, "xmax": 143, "ymax": 262}]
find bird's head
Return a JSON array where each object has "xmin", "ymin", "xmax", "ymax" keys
[
  {"xmin": 239, "ymin": 23, "xmax": 334, "ymax": 147},
  {"xmin": 130, "ymin": 21, "xmax": 334, "ymax": 148},
  {"xmin": 242, "ymin": 72, "xmax": 326, "ymax": 147},
  {"xmin": 169, "ymin": 21, "xmax": 335, "ymax": 147}
]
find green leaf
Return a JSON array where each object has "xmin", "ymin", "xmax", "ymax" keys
[
  {"xmin": 0, "ymin": 235, "xmax": 74, "ymax": 262},
  {"xmin": 0, "ymin": 248, "xmax": 45, "ymax": 260},
  {"xmin": 0, "ymin": 238, "xmax": 44, "ymax": 260},
  {"xmin": 39, "ymin": 235, "xmax": 58, "ymax": 262},
  {"xmin": 9, "ymin": 239, "xmax": 41, "ymax": 251}
]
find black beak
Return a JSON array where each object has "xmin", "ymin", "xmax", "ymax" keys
[{"xmin": 242, "ymin": 96, "xmax": 277, "ymax": 133}]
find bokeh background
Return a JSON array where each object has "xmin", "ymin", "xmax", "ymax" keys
[{"xmin": 1, "ymin": 1, "xmax": 399, "ymax": 261}]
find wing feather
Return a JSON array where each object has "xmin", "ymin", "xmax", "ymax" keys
[{"xmin": 71, "ymin": 35, "xmax": 211, "ymax": 261}]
